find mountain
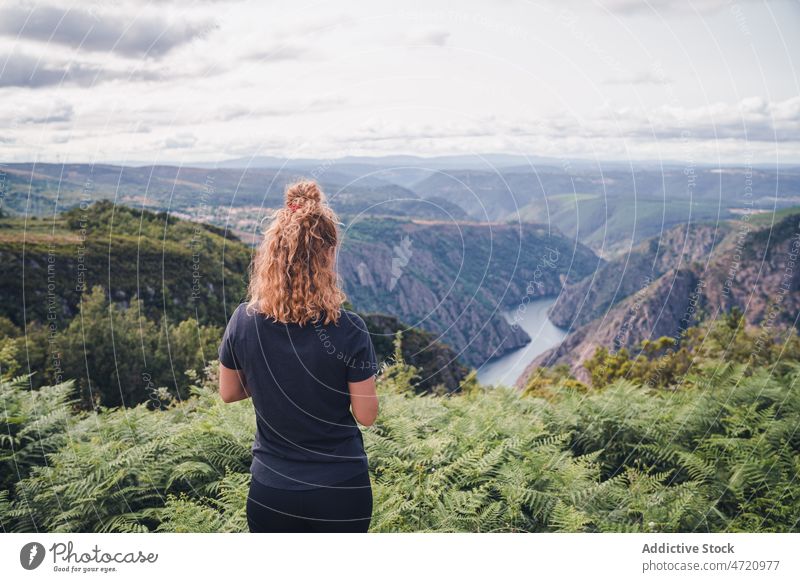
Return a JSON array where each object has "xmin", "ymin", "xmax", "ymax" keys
[
  {"xmin": 337, "ymin": 217, "xmax": 600, "ymax": 367},
  {"xmin": 519, "ymin": 209, "xmax": 800, "ymax": 385},
  {"xmin": 8, "ymin": 158, "xmax": 796, "ymax": 374},
  {"xmin": 0, "ymin": 202, "xmax": 468, "ymax": 392},
  {"xmin": 0, "ymin": 200, "xmax": 251, "ymax": 329},
  {"xmin": 0, "ymin": 184, "xmax": 600, "ymax": 375},
  {"xmin": 0, "ymin": 163, "xmax": 464, "ymax": 222},
  {"xmin": 201, "ymin": 153, "xmax": 546, "ymax": 171}
]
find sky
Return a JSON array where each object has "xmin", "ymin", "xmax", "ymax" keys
[{"xmin": 0, "ymin": 0, "xmax": 798, "ymax": 165}]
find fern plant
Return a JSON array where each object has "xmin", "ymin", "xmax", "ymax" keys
[{"xmin": 1, "ymin": 346, "xmax": 798, "ymax": 532}]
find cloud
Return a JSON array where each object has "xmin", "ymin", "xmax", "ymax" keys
[
  {"xmin": 0, "ymin": 96, "xmax": 74, "ymax": 129},
  {"xmin": 20, "ymin": 102, "xmax": 73, "ymax": 123},
  {"xmin": 239, "ymin": 13, "xmax": 357, "ymax": 63},
  {"xmin": 518, "ymin": 96, "xmax": 800, "ymax": 143},
  {"xmin": 412, "ymin": 30, "xmax": 451, "ymax": 47},
  {"xmin": 164, "ymin": 132, "xmax": 198, "ymax": 149},
  {"xmin": 0, "ymin": 53, "xmax": 100, "ymax": 88},
  {"xmin": 620, "ymin": 96, "xmax": 800, "ymax": 142},
  {"xmin": 0, "ymin": 52, "xmax": 163, "ymax": 88},
  {"xmin": 217, "ymin": 97, "xmax": 347, "ymax": 121},
  {"xmin": 603, "ymin": 70, "xmax": 673, "ymax": 86},
  {"xmin": 243, "ymin": 44, "xmax": 310, "ymax": 62},
  {"xmin": 332, "ymin": 96, "xmax": 800, "ymax": 151},
  {"xmin": 337, "ymin": 119, "xmax": 496, "ymax": 145},
  {"xmin": 0, "ymin": 2, "xmax": 215, "ymax": 58},
  {"xmin": 588, "ymin": 0, "xmax": 759, "ymax": 15}
]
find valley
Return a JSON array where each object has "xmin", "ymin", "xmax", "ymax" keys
[
  {"xmin": 3, "ymin": 158, "xmax": 800, "ymax": 535},
  {"xmin": 3, "ymin": 155, "xmax": 799, "ymax": 388}
]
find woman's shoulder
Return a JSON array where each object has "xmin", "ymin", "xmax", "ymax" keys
[
  {"xmin": 338, "ymin": 309, "xmax": 369, "ymax": 332},
  {"xmin": 231, "ymin": 302, "xmax": 250, "ymax": 319},
  {"xmin": 231, "ymin": 305, "xmax": 367, "ymax": 332},
  {"xmin": 228, "ymin": 302, "xmax": 259, "ymax": 329}
]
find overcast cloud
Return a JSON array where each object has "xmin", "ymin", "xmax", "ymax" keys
[
  {"xmin": 0, "ymin": 0, "xmax": 798, "ymax": 164},
  {"xmin": 0, "ymin": 3, "xmax": 214, "ymax": 58}
]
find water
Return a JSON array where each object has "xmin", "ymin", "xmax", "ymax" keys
[{"xmin": 476, "ymin": 297, "xmax": 567, "ymax": 388}]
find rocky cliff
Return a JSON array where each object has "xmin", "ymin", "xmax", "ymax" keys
[
  {"xmin": 548, "ymin": 221, "xmax": 731, "ymax": 329},
  {"xmin": 519, "ymin": 211, "xmax": 800, "ymax": 386},
  {"xmin": 338, "ymin": 218, "xmax": 600, "ymax": 367}
]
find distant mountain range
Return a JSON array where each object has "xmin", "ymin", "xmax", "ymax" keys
[
  {"xmin": 3, "ymin": 158, "xmax": 798, "ymax": 254},
  {"xmin": 0, "ymin": 193, "xmax": 601, "ymax": 374}
]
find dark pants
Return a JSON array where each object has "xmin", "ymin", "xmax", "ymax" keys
[{"xmin": 246, "ymin": 471, "xmax": 373, "ymax": 533}]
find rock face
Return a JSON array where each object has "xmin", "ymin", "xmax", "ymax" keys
[
  {"xmin": 548, "ymin": 221, "xmax": 730, "ymax": 329},
  {"xmin": 338, "ymin": 218, "xmax": 600, "ymax": 367},
  {"xmin": 518, "ymin": 212, "xmax": 800, "ymax": 386}
]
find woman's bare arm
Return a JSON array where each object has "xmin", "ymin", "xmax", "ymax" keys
[
  {"xmin": 219, "ymin": 363, "xmax": 250, "ymax": 403},
  {"xmin": 348, "ymin": 375, "xmax": 378, "ymax": 426}
]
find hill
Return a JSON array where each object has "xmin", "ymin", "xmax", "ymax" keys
[
  {"xmin": 520, "ymin": 209, "xmax": 800, "ymax": 384},
  {"xmin": 0, "ymin": 203, "xmax": 469, "ymax": 398},
  {"xmin": 0, "ymin": 200, "xmax": 251, "ymax": 328},
  {"xmin": 0, "ymin": 162, "xmax": 467, "ymax": 223},
  {"xmin": 548, "ymin": 221, "xmax": 732, "ymax": 329},
  {"xmin": 3, "ymin": 164, "xmax": 603, "ymax": 361}
]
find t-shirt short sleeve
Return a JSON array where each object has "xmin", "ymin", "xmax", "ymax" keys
[
  {"xmin": 345, "ymin": 313, "xmax": 378, "ymax": 383},
  {"xmin": 218, "ymin": 305, "xmax": 243, "ymax": 370}
]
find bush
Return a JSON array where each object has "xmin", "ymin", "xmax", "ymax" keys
[{"xmin": 2, "ymin": 347, "xmax": 798, "ymax": 532}]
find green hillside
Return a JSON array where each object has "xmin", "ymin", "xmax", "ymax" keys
[
  {"xmin": 513, "ymin": 194, "xmax": 727, "ymax": 253},
  {"xmin": 0, "ymin": 200, "xmax": 251, "ymax": 328},
  {"xmin": 0, "ymin": 203, "xmax": 468, "ymax": 402}
]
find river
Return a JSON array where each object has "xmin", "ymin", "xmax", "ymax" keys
[{"xmin": 476, "ymin": 297, "xmax": 567, "ymax": 387}]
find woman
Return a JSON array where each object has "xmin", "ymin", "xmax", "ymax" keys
[{"xmin": 217, "ymin": 179, "xmax": 379, "ymax": 533}]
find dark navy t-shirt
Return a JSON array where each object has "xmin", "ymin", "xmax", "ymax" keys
[{"xmin": 218, "ymin": 304, "xmax": 378, "ymax": 490}]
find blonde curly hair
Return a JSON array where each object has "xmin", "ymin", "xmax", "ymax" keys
[{"xmin": 247, "ymin": 180, "xmax": 346, "ymax": 325}]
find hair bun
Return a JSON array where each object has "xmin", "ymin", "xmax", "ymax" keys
[{"xmin": 285, "ymin": 180, "xmax": 322, "ymax": 207}]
